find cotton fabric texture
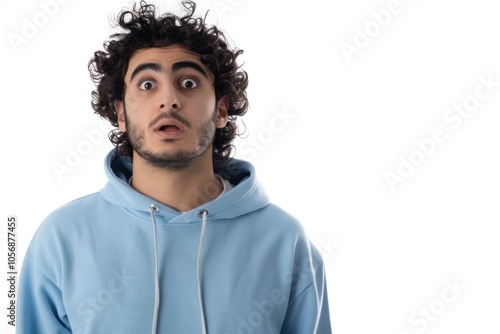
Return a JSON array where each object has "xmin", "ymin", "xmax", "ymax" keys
[{"xmin": 17, "ymin": 149, "xmax": 332, "ymax": 333}]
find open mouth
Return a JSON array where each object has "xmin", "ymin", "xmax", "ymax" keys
[
  {"xmin": 153, "ymin": 117, "xmax": 186, "ymax": 138},
  {"xmin": 159, "ymin": 125, "xmax": 181, "ymax": 132}
]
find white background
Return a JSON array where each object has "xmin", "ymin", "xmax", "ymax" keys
[{"xmin": 2, "ymin": 0, "xmax": 500, "ymax": 333}]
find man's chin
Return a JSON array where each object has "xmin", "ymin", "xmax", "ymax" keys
[{"xmin": 134, "ymin": 148, "xmax": 205, "ymax": 170}]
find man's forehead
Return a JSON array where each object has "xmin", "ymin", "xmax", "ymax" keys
[{"xmin": 126, "ymin": 45, "xmax": 212, "ymax": 80}]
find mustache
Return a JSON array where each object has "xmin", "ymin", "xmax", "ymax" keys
[{"xmin": 148, "ymin": 111, "xmax": 191, "ymax": 129}]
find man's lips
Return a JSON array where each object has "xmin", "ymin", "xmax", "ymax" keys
[
  {"xmin": 153, "ymin": 118, "xmax": 186, "ymax": 132},
  {"xmin": 152, "ymin": 118, "xmax": 186, "ymax": 139},
  {"xmin": 159, "ymin": 125, "xmax": 180, "ymax": 132}
]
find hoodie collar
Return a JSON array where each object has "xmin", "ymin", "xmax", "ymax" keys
[{"xmin": 99, "ymin": 149, "xmax": 270, "ymax": 224}]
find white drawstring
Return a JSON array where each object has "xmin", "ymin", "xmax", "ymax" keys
[
  {"xmin": 197, "ymin": 209, "xmax": 208, "ymax": 334},
  {"xmin": 149, "ymin": 204, "xmax": 160, "ymax": 334},
  {"xmin": 148, "ymin": 205, "xmax": 208, "ymax": 334}
]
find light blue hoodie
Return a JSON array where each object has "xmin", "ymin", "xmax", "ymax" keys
[{"xmin": 17, "ymin": 150, "xmax": 332, "ymax": 333}]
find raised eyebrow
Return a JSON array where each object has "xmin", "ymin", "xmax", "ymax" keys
[
  {"xmin": 129, "ymin": 62, "xmax": 164, "ymax": 81},
  {"xmin": 171, "ymin": 61, "xmax": 208, "ymax": 78}
]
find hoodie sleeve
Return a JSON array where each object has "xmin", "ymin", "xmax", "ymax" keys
[
  {"xmin": 17, "ymin": 243, "xmax": 72, "ymax": 334},
  {"xmin": 279, "ymin": 261, "xmax": 332, "ymax": 334}
]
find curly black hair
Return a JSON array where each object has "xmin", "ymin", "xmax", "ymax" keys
[{"xmin": 88, "ymin": 0, "xmax": 248, "ymax": 167}]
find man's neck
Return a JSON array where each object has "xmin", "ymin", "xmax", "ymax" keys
[{"xmin": 130, "ymin": 153, "xmax": 223, "ymax": 212}]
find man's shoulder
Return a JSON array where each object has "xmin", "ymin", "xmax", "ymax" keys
[
  {"xmin": 257, "ymin": 203, "xmax": 307, "ymax": 235},
  {"xmin": 34, "ymin": 192, "xmax": 105, "ymax": 237},
  {"xmin": 48, "ymin": 192, "xmax": 104, "ymax": 218},
  {"xmin": 257, "ymin": 203, "xmax": 326, "ymax": 267}
]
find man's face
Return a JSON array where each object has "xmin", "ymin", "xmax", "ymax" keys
[{"xmin": 115, "ymin": 44, "xmax": 228, "ymax": 170}]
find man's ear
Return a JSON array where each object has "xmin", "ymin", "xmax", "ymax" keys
[
  {"xmin": 216, "ymin": 97, "xmax": 229, "ymax": 129},
  {"xmin": 114, "ymin": 100, "xmax": 126, "ymax": 132}
]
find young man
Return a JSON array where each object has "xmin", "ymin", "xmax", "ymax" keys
[{"xmin": 17, "ymin": 1, "xmax": 332, "ymax": 333}]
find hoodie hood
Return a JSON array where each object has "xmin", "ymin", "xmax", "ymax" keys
[
  {"xmin": 100, "ymin": 149, "xmax": 271, "ymax": 224},
  {"xmin": 100, "ymin": 149, "xmax": 272, "ymax": 334},
  {"xmin": 17, "ymin": 148, "xmax": 332, "ymax": 334}
]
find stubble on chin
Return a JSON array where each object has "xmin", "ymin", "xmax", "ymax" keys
[{"xmin": 124, "ymin": 108, "xmax": 218, "ymax": 171}]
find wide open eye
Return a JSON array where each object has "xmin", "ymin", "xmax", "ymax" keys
[
  {"xmin": 139, "ymin": 80, "xmax": 156, "ymax": 91},
  {"xmin": 179, "ymin": 77, "xmax": 198, "ymax": 89}
]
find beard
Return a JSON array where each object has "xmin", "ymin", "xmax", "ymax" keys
[{"xmin": 124, "ymin": 106, "xmax": 218, "ymax": 171}]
